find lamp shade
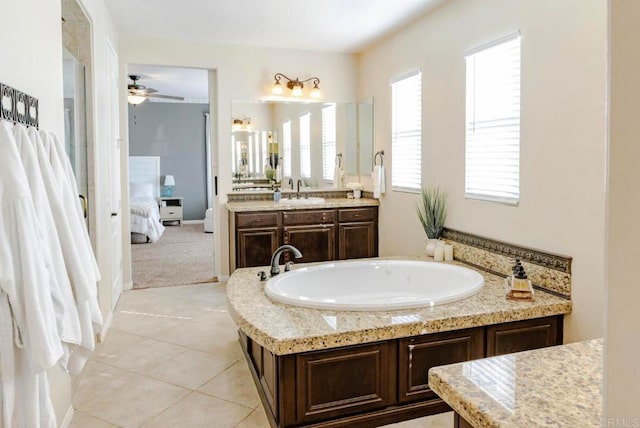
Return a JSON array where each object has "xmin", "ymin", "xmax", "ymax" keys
[
  {"xmin": 164, "ymin": 175, "xmax": 175, "ymax": 186},
  {"xmin": 128, "ymin": 95, "xmax": 146, "ymax": 105}
]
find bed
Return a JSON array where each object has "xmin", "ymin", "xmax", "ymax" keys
[{"xmin": 129, "ymin": 156, "xmax": 165, "ymax": 243}]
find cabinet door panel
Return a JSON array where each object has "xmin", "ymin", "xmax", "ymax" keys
[
  {"xmin": 486, "ymin": 316, "xmax": 561, "ymax": 356},
  {"xmin": 339, "ymin": 222, "xmax": 376, "ymax": 259},
  {"xmin": 295, "ymin": 342, "xmax": 393, "ymax": 424},
  {"xmin": 237, "ymin": 228, "xmax": 279, "ymax": 268},
  {"xmin": 398, "ymin": 329, "xmax": 484, "ymax": 403},
  {"xmin": 284, "ymin": 225, "xmax": 335, "ymax": 263}
]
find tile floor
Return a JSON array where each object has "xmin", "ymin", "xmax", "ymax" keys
[{"xmin": 71, "ymin": 282, "xmax": 453, "ymax": 427}]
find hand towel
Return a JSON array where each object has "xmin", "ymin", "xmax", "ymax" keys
[
  {"xmin": 372, "ymin": 165, "xmax": 386, "ymax": 198},
  {"xmin": 333, "ymin": 158, "xmax": 344, "ymax": 189}
]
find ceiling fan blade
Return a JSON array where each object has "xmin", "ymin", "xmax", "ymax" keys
[
  {"xmin": 147, "ymin": 94, "xmax": 185, "ymax": 101},
  {"xmin": 144, "ymin": 88, "xmax": 158, "ymax": 94}
]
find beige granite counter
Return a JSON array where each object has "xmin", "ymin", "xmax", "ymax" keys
[
  {"xmin": 226, "ymin": 258, "xmax": 571, "ymax": 355},
  {"xmin": 226, "ymin": 197, "xmax": 379, "ymax": 212},
  {"xmin": 428, "ymin": 339, "xmax": 602, "ymax": 427}
]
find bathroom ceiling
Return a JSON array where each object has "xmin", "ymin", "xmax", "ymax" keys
[{"xmin": 106, "ymin": 0, "xmax": 445, "ymax": 53}]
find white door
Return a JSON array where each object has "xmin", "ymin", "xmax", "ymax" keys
[{"xmin": 106, "ymin": 39, "xmax": 123, "ymax": 308}]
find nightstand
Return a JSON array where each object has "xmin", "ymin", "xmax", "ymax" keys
[{"xmin": 159, "ymin": 197, "xmax": 183, "ymax": 225}]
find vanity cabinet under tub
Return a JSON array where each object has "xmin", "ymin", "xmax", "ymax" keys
[
  {"xmin": 230, "ymin": 206, "xmax": 378, "ymax": 270},
  {"xmin": 241, "ymin": 315, "xmax": 563, "ymax": 428}
]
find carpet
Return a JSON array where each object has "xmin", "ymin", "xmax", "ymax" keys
[{"xmin": 131, "ymin": 223, "xmax": 216, "ymax": 289}]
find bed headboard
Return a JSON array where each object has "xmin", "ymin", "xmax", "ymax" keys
[{"xmin": 129, "ymin": 156, "xmax": 161, "ymax": 198}]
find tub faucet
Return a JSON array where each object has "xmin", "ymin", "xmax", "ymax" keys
[
  {"xmin": 296, "ymin": 179, "xmax": 303, "ymax": 199},
  {"xmin": 270, "ymin": 245, "xmax": 303, "ymax": 276}
]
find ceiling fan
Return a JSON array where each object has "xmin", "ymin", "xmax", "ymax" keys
[{"xmin": 127, "ymin": 75, "xmax": 184, "ymax": 105}]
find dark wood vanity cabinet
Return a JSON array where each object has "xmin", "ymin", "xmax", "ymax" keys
[
  {"xmin": 231, "ymin": 206, "xmax": 378, "ymax": 269},
  {"xmin": 242, "ymin": 315, "xmax": 563, "ymax": 428}
]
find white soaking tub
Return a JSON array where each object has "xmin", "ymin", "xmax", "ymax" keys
[{"xmin": 265, "ymin": 260, "xmax": 484, "ymax": 311}]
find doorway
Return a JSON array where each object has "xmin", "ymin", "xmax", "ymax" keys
[{"xmin": 125, "ymin": 64, "xmax": 217, "ymax": 290}]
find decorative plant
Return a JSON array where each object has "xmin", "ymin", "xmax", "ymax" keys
[{"xmin": 416, "ymin": 186, "xmax": 448, "ymax": 239}]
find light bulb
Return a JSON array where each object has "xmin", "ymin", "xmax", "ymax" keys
[
  {"xmin": 128, "ymin": 95, "xmax": 146, "ymax": 105},
  {"xmin": 292, "ymin": 85, "xmax": 303, "ymax": 97},
  {"xmin": 272, "ymin": 82, "xmax": 283, "ymax": 95},
  {"xmin": 310, "ymin": 86, "xmax": 321, "ymax": 98}
]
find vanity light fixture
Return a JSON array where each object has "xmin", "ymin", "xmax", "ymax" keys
[{"xmin": 272, "ymin": 73, "xmax": 321, "ymax": 98}]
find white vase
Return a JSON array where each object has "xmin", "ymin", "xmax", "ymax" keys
[{"xmin": 426, "ymin": 238, "xmax": 440, "ymax": 256}]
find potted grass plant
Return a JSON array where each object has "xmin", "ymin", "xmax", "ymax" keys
[{"xmin": 416, "ymin": 186, "xmax": 447, "ymax": 254}]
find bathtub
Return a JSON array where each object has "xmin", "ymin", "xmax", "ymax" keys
[{"xmin": 265, "ymin": 259, "xmax": 484, "ymax": 311}]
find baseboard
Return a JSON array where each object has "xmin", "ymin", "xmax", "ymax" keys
[
  {"xmin": 218, "ymin": 274, "xmax": 230, "ymax": 282},
  {"xmin": 98, "ymin": 310, "xmax": 114, "ymax": 343},
  {"xmin": 183, "ymin": 219, "xmax": 204, "ymax": 224},
  {"xmin": 59, "ymin": 405, "xmax": 74, "ymax": 428},
  {"xmin": 123, "ymin": 280, "xmax": 133, "ymax": 291}
]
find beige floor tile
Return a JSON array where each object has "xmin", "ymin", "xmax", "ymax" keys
[
  {"xmin": 94, "ymin": 335, "xmax": 188, "ymax": 375},
  {"xmin": 160, "ymin": 318, "xmax": 244, "ymax": 359},
  {"xmin": 198, "ymin": 360, "xmax": 261, "ymax": 409},
  {"xmin": 146, "ymin": 348, "xmax": 238, "ymax": 390},
  {"xmin": 141, "ymin": 391, "xmax": 253, "ymax": 428},
  {"xmin": 235, "ymin": 406, "xmax": 271, "ymax": 428},
  {"xmin": 70, "ymin": 411, "xmax": 119, "ymax": 428},
  {"xmin": 110, "ymin": 309, "xmax": 185, "ymax": 338},
  {"xmin": 73, "ymin": 361, "xmax": 190, "ymax": 427},
  {"xmin": 382, "ymin": 412, "xmax": 454, "ymax": 427}
]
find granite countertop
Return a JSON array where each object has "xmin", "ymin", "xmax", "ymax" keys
[
  {"xmin": 428, "ymin": 339, "xmax": 603, "ymax": 427},
  {"xmin": 226, "ymin": 258, "xmax": 572, "ymax": 355},
  {"xmin": 226, "ymin": 197, "xmax": 379, "ymax": 212}
]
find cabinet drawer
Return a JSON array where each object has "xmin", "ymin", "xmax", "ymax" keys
[
  {"xmin": 283, "ymin": 210, "xmax": 335, "ymax": 225},
  {"xmin": 339, "ymin": 207, "xmax": 376, "ymax": 223},
  {"xmin": 236, "ymin": 212, "xmax": 279, "ymax": 228},
  {"xmin": 486, "ymin": 316, "xmax": 561, "ymax": 357},
  {"xmin": 160, "ymin": 206, "xmax": 182, "ymax": 219}
]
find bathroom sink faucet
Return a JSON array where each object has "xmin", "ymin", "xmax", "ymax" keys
[
  {"xmin": 270, "ymin": 245, "xmax": 303, "ymax": 276},
  {"xmin": 288, "ymin": 177, "xmax": 294, "ymax": 190},
  {"xmin": 296, "ymin": 179, "xmax": 303, "ymax": 199}
]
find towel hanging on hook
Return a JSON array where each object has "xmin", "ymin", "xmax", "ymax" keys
[{"xmin": 373, "ymin": 150, "xmax": 384, "ymax": 167}]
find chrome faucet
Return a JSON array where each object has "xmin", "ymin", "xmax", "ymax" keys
[
  {"xmin": 296, "ymin": 179, "xmax": 303, "ymax": 199},
  {"xmin": 288, "ymin": 177, "xmax": 294, "ymax": 190},
  {"xmin": 270, "ymin": 245, "xmax": 303, "ymax": 276}
]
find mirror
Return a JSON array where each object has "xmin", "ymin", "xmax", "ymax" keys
[{"xmin": 231, "ymin": 99, "xmax": 374, "ymax": 191}]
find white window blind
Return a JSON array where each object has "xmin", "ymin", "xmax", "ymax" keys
[
  {"xmin": 391, "ymin": 70, "xmax": 422, "ymax": 192},
  {"xmin": 283, "ymin": 121, "xmax": 292, "ymax": 178},
  {"xmin": 465, "ymin": 33, "xmax": 521, "ymax": 204},
  {"xmin": 322, "ymin": 104, "xmax": 336, "ymax": 181},
  {"xmin": 300, "ymin": 113, "xmax": 311, "ymax": 179}
]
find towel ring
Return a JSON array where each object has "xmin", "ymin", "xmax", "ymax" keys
[
  {"xmin": 374, "ymin": 150, "xmax": 384, "ymax": 167},
  {"xmin": 335, "ymin": 153, "xmax": 343, "ymax": 168}
]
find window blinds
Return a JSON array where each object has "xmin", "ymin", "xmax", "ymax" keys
[
  {"xmin": 300, "ymin": 113, "xmax": 311, "ymax": 179},
  {"xmin": 322, "ymin": 104, "xmax": 336, "ymax": 181},
  {"xmin": 282, "ymin": 121, "xmax": 292, "ymax": 178},
  {"xmin": 465, "ymin": 33, "xmax": 521, "ymax": 204},
  {"xmin": 391, "ymin": 70, "xmax": 422, "ymax": 192}
]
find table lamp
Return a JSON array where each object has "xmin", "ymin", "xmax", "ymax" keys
[{"xmin": 164, "ymin": 175, "xmax": 175, "ymax": 197}]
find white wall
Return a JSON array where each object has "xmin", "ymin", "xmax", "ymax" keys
[
  {"xmin": 606, "ymin": 0, "xmax": 640, "ymax": 418},
  {"xmin": 1, "ymin": 0, "xmax": 119, "ymax": 424},
  {"xmin": 119, "ymin": 38, "xmax": 357, "ymax": 277},
  {"xmin": 358, "ymin": 0, "xmax": 607, "ymax": 343}
]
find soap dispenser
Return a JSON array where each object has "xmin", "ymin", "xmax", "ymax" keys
[
  {"xmin": 273, "ymin": 187, "xmax": 281, "ymax": 202},
  {"xmin": 506, "ymin": 259, "xmax": 534, "ymax": 300}
]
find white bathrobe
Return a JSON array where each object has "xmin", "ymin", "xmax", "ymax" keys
[
  {"xmin": 12, "ymin": 125, "xmax": 82, "ymax": 368},
  {"xmin": 0, "ymin": 120, "xmax": 61, "ymax": 427},
  {"xmin": 28, "ymin": 128, "xmax": 101, "ymax": 375}
]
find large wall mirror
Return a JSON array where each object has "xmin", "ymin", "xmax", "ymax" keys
[{"xmin": 231, "ymin": 99, "xmax": 374, "ymax": 191}]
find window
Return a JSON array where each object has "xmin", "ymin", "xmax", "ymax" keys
[
  {"xmin": 282, "ymin": 121, "xmax": 292, "ymax": 177},
  {"xmin": 299, "ymin": 112, "xmax": 311, "ymax": 179},
  {"xmin": 391, "ymin": 70, "xmax": 422, "ymax": 192},
  {"xmin": 322, "ymin": 104, "xmax": 336, "ymax": 181},
  {"xmin": 465, "ymin": 33, "xmax": 521, "ymax": 204}
]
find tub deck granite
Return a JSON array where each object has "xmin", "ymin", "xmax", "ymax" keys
[
  {"xmin": 428, "ymin": 339, "xmax": 603, "ymax": 427},
  {"xmin": 226, "ymin": 258, "xmax": 572, "ymax": 355}
]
